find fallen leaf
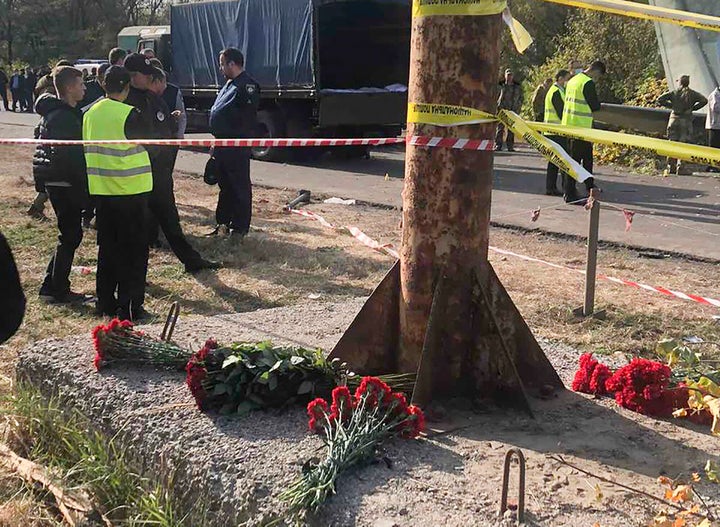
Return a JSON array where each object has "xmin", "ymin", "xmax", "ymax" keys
[
  {"xmin": 672, "ymin": 517, "xmax": 686, "ymax": 527},
  {"xmin": 594, "ymin": 483, "xmax": 603, "ymax": 502},
  {"xmin": 664, "ymin": 485, "xmax": 693, "ymax": 503},
  {"xmin": 691, "ymin": 473, "xmax": 701, "ymax": 483},
  {"xmin": 658, "ymin": 476, "xmax": 673, "ymax": 486}
]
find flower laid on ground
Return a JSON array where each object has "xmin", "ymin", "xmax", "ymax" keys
[
  {"xmin": 92, "ymin": 318, "xmax": 191, "ymax": 371},
  {"xmin": 571, "ymin": 349, "xmax": 717, "ymax": 433},
  {"xmin": 572, "ymin": 353, "xmax": 612, "ymax": 396},
  {"xmin": 606, "ymin": 358, "xmax": 674, "ymax": 416},
  {"xmin": 281, "ymin": 376, "xmax": 425, "ymax": 516},
  {"xmin": 184, "ymin": 341, "xmax": 340, "ymax": 413}
]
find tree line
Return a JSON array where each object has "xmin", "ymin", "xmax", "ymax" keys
[
  {"xmin": 0, "ymin": 0, "xmax": 168, "ymax": 67},
  {"xmin": 0, "ymin": 0, "xmax": 662, "ymax": 106}
]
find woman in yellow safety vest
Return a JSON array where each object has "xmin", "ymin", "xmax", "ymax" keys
[{"xmin": 83, "ymin": 65, "xmax": 154, "ymax": 322}]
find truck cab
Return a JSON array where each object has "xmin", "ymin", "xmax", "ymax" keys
[{"xmin": 117, "ymin": 26, "xmax": 172, "ymax": 69}]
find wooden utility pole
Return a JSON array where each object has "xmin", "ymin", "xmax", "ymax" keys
[{"xmin": 330, "ymin": 5, "xmax": 562, "ymax": 410}]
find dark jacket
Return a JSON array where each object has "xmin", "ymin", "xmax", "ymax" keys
[
  {"xmin": 0, "ymin": 70, "xmax": 8, "ymax": 86},
  {"xmin": 0, "ymin": 232, "xmax": 25, "ymax": 344},
  {"xmin": 497, "ymin": 80, "xmax": 523, "ymax": 112},
  {"xmin": 80, "ymin": 80, "xmax": 104, "ymax": 109},
  {"xmin": 209, "ymin": 71, "xmax": 260, "ymax": 139},
  {"xmin": 32, "ymin": 94, "xmax": 86, "ymax": 191},
  {"xmin": 125, "ymin": 86, "xmax": 177, "ymax": 179}
]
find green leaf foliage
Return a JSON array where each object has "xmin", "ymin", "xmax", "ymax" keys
[{"xmin": 199, "ymin": 342, "xmax": 340, "ymax": 415}]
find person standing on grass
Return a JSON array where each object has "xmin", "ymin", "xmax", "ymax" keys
[
  {"xmin": 34, "ymin": 66, "xmax": 90, "ymax": 304},
  {"xmin": 207, "ymin": 47, "xmax": 260, "ymax": 239},
  {"xmin": 123, "ymin": 54, "xmax": 217, "ymax": 273},
  {"xmin": 83, "ymin": 66, "xmax": 154, "ymax": 321},
  {"xmin": 27, "ymin": 60, "xmax": 76, "ymax": 221}
]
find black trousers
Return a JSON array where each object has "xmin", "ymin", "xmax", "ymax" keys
[
  {"xmin": 565, "ymin": 139, "xmax": 595, "ymax": 197},
  {"xmin": 41, "ymin": 186, "xmax": 84, "ymax": 297},
  {"xmin": 147, "ymin": 148, "xmax": 202, "ymax": 265},
  {"xmin": 95, "ymin": 194, "xmax": 149, "ymax": 315},
  {"xmin": 708, "ymin": 129, "xmax": 720, "ymax": 149},
  {"xmin": 495, "ymin": 122, "xmax": 515, "ymax": 149},
  {"xmin": 10, "ymin": 89, "xmax": 19, "ymax": 111},
  {"xmin": 215, "ymin": 147, "xmax": 252, "ymax": 233},
  {"xmin": 545, "ymin": 135, "xmax": 566, "ymax": 192},
  {"xmin": 0, "ymin": 86, "xmax": 8, "ymax": 110}
]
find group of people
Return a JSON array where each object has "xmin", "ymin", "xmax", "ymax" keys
[
  {"xmin": 499, "ymin": 60, "xmax": 605, "ymax": 203},
  {"xmin": 0, "ymin": 67, "xmax": 41, "ymax": 112},
  {"xmin": 32, "ymin": 46, "xmax": 259, "ymax": 322}
]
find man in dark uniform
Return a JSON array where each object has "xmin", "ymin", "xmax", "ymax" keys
[
  {"xmin": 123, "ymin": 53, "xmax": 218, "ymax": 273},
  {"xmin": 208, "ymin": 47, "xmax": 260, "ymax": 239}
]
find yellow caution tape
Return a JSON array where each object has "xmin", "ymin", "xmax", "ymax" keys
[
  {"xmin": 407, "ymin": 102, "xmax": 497, "ymax": 127},
  {"xmin": 498, "ymin": 110, "xmax": 592, "ymax": 183},
  {"xmin": 412, "ymin": 0, "xmax": 507, "ymax": 18},
  {"xmin": 502, "ymin": 8, "xmax": 534, "ymax": 54},
  {"xmin": 530, "ymin": 121, "xmax": 720, "ymax": 170},
  {"xmin": 538, "ymin": 0, "xmax": 720, "ymax": 32}
]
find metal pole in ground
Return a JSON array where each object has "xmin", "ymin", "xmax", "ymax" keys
[{"xmin": 583, "ymin": 200, "xmax": 601, "ymax": 316}]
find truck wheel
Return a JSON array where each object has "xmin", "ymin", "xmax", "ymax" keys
[{"xmin": 252, "ymin": 110, "xmax": 287, "ymax": 162}]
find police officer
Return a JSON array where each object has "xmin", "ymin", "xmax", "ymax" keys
[
  {"xmin": 83, "ymin": 66, "xmax": 153, "ymax": 321},
  {"xmin": 543, "ymin": 69, "xmax": 571, "ymax": 196},
  {"xmin": 123, "ymin": 53, "xmax": 218, "ymax": 273},
  {"xmin": 561, "ymin": 60, "xmax": 606, "ymax": 203},
  {"xmin": 208, "ymin": 47, "xmax": 260, "ymax": 239}
]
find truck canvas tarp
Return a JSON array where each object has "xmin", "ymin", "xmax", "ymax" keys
[
  {"xmin": 170, "ymin": 0, "xmax": 410, "ymax": 126},
  {"xmin": 171, "ymin": 0, "xmax": 314, "ymax": 89}
]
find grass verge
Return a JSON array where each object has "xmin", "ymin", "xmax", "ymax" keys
[{"xmin": 2, "ymin": 382, "xmax": 201, "ymax": 526}]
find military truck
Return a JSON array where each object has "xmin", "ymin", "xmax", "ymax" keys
[{"xmin": 119, "ymin": 0, "xmax": 410, "ymax": 161}]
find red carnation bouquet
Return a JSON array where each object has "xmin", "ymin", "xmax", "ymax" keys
[
  {"xmin": 572, "ymin": 353, "xmax": 716, "ymax": 427},
  {"xmin": 281, "ymin": 376, "xmax": 425, "ymax": 515},
  {"xmin": 605, "ymin": 358, "xmax": 675, "ymax": 416},
  {"xmin": 92, "ymin": 318, "xmax": 191, "ymax": 371}
]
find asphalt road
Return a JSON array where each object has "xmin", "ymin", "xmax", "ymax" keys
[{"xmin": 1, "ymin": 110, "xmax": 719, "ymax": 260}]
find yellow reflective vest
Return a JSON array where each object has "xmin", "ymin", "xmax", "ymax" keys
[
  {"xmin": 83, "ymin": 98, "xmax": 153, "ymax": 196},
  {"xmin": 544, "ymin": 83, "xmax": 565, "ymax": 125},
  {"xmin": 562, "ymin": 72, "xmax": 594, "ymax": 128}
]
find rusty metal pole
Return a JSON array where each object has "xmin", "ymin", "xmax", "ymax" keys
[
  {"xmin": 398, "ymin": 12, "xmax": 501, "ymax": 377},
  {"xmin": 329, "ymin": 5, "xmax": 563, "ymax": 407}
]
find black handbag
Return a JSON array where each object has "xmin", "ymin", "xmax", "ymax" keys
[{"xmin": 203, "ymin": 156, "xmax": 219, "ymax": 185}]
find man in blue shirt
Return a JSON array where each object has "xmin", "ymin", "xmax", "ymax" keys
[{"xmin": 207, "ymin": 47, "xmax": 260, "ymax": 239}]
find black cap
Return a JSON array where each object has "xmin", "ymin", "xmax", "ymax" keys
[
  {"xmin": 103, "ymin": 66, "xmax": 131, "ymax": 94},
  {"xmin": 123, "ymin": 53, "xmax": 156, "ymax": 75}
]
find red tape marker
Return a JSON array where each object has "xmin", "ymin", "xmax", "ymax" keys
[
  {"xmin": 0, "ymin": 135, "xmax": 496, "ymax": 151},
  {"xmin": 488, "ymin": 246, "xmax": 720, "ymax": 309},
  {"xmin": 288, "ymin": 207, "xmax": 720, "ymax": 310}
]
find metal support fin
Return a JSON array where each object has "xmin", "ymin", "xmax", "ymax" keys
[{"xmin": 328, "ymin": 261, "xmax": 400, "ymax": 375}]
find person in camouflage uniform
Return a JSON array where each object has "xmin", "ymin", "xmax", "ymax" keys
[
  {"xmin": 495, "ymin": 69, "xmax": 523, "ymax": 152},
  {"xmin": 657, "ymin": 75, "xmax": 707, "ymax": 174}
]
